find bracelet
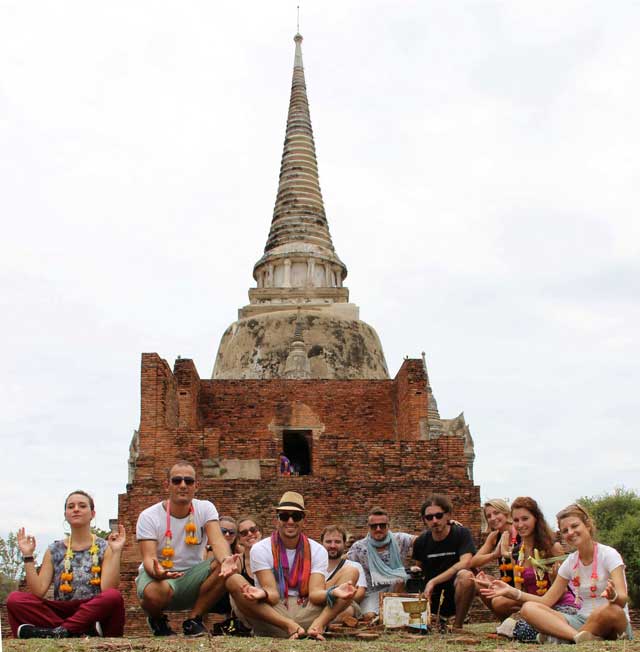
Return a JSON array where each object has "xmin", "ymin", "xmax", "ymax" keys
[
  {"xmin": 608, "ymin": 591, "xmax": 618, "ymax": 604},
  {"xmin": 22, "ymin": 556, "xmax": 35, "ymax": 563},
  {"xmin": 514, "ymin": 589, "xmax": 522, "ymax": 601},
  {"xmin": 326, "ymin": 585, "xmax": 337, "ymax": 608}
]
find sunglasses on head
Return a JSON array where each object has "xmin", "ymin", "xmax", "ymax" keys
[
  {"xmin": 239, "ymin": 525, "xmax": 259, "ymax": 537},
  {"xmin": 170, "ymin": 476, "xmax": 195, "ymax": 486},
  {"xmin": 221, "ymin": 527, "xmax": 236, "ymax": 536},
  {"xmin": 278, "ymin": 511, "xmax": 304, "ymax": 522},
  {"xmin": 369, "ymin": 522, "xmax": 388, "ymax": 530},
  {"xmin": 423, "ymin": 512, "xmax": 445, "ymax": 521}
]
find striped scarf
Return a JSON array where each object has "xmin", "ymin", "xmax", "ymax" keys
[{"xmin": 271, "ymin": 531, "xmax": 311, "ymax": 605}]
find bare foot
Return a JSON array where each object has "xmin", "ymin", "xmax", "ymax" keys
[
  {"xmin": 307, "ymin": 626, "xmax": 326, "ymax": 641},
  {"xmin": 288, "ymin": 626, "xmax": 306, "ymax": 639}
]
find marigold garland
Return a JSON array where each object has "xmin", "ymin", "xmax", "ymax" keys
[
  {"xmin": 513, "ymin": 544, "xmax": 526, "ymax": 586},
  {"xmin": 571, "ymin": 542, "xmax": 598, "ymax": 605},
  {"xmin": 533, "ymin": 548, "xmax": 548, "ymax": 595},
  {"xmin": 60, "ymin": 533, "xmax": 101, "ymax": 593},
  {"xmin": 162, "ymin": 503, "xmax": 198, "ymax": 567}
]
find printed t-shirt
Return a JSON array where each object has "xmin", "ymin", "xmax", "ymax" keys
[{"xmin": 412, "ymin": 523, "xmax": 476, "ymax": 580}]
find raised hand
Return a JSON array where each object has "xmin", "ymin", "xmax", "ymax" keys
[
  {"xmin": 151, "ymin": 558, "xmax": 184, "ymax": 580},
  {"xmin": 240, "ymin": 582, "xmax": 267, "ymax": 602},
  {"xmin": 476, "ymin": 577, "xmax": 513, "ymax": 599},
  {"xmin": 600, "ymin": 579, "xmax": 617, "ymax": 601},
  {"xmin": 107, "ymin": 525, "xmax": 126, "ymax": 552},
  {"xmin": 219, "ymin": 553, "xmax": 241, "ymax": 578},
  {"xmin": 474, "ymin": 570, "xmax": 492, "ymax": 587},
  {"xmin": 332, "ymin": 580, "xmax": 357, "ymax": 599},
  {"xmin": 17, "ymin": 527, "xmax": 36, "ymax": 556}
]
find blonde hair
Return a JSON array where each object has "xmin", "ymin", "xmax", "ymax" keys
[
  {"xmin": 481, "ymin": 498, "xmax": 511, "ymax": 533},
  {"xmin": 556, "ymin": 503, "xmax": 597, "ymax": 538}
]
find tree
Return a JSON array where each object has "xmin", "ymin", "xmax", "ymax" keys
[
  {"xmin": 577, "ymin": 487, "xmax": 640, "ymax": 607},
  {"xmin": 0, "ymin": 532, "xmax": 26, "ymax": 603}
]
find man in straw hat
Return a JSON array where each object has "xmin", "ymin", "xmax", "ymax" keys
[{"xmin": 227, "ymin": 491, "xmax": 357, "ymax": 639}]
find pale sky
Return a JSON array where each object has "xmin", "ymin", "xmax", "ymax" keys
[{"xmin": 1, "ymin": 1, "xmax": 639, "ymax": 548}]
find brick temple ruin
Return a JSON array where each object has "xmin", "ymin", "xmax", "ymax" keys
[{"xmin": 116, "ymin": 32, "xmax": 481, "ymax": 633}]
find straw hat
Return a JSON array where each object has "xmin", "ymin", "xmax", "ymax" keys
[{"xmin": 275, "ymin": 491, "xmax": 305, "ymax": 512}]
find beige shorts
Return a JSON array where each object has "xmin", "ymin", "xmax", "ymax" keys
[{"xmin": 240, "ymin": 599, "xmax": 324, "ymax": 638}]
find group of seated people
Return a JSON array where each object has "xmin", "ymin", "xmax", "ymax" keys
[{"xmin": 5, "ymin": 459, "xmax": 633, "ymax": 643}]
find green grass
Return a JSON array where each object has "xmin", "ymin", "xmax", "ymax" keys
[{"xmin": 3, "ymin": 624, "xmax": 639, "ymax": 652}]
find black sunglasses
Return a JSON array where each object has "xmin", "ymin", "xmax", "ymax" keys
[
  {"xmin": 423, "ymin": 512, "xmax": 445, "ymax": 521},
  {"xmin": 369, "ymin": 523, "xmax": 388, "ymax": 530},
  {"xmin": 278, "ymin": 511, "xmax": 304, "ymax": 522},
  {"xmin": 239, "ymin": 525, "xmax": 259, "ymax": 537},
  {"xmin": 170, "ymin": 476, "xmax": 195, "ymax": 486},
  {"xmin": 221, "ymin": 527, "xmax": 236, "ymax": 536}
]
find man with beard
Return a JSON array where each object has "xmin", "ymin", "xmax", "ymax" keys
[
  {"xmin": 347, "ymin": 507, "xmax": 416, "ymax": 619},
  {"xmin": 227, "ymin": 492, "xmax": 356, "ymax": 639},
  {"xmin": 320, "ymin": 525, "xmax": 366, "ymax": 622},
  {"xmin": 412, "ymin": 494, "xmax": 476, "ymax": 630}
]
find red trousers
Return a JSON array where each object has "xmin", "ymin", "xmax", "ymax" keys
[{"xmin": 6, "ymin": 588, "xmax": 125, "ymax": 637}]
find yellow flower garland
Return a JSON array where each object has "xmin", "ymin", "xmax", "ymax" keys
[{"xmin": 60, "ymin": 533, "xmax": 101, "ymax": 593}]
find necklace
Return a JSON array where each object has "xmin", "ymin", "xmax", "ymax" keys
[
  {"xmin": 571, "ymin": 542, "xmax": 598, "ymax": 603},
  {"xmin": 59, "ymin": 533, "xmax": 101, "ymax": 593},
  {"xmin": 499, "ymin": 527, "xmax": 518, "ymax": 583},
  {"xmin": 161, "ymin": 503, "xmax": 198, "ymax": 568},
  {"xmin": 513, "ymin": 544, "xmax": 526, "ymax": 587},
  {"xmin": 533, "ymin": 548, "xmax": 548, "ymax": 595}
]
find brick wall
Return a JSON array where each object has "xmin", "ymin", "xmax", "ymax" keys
[{"xmin": 113, "ymin": 353, "xmax": 481, "ymax": 635}]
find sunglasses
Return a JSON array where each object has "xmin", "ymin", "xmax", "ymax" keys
[
  {"xmin": 423, "ymin": 512, "xmax": 445, "ymax": 521},
  {"xmin": 239, "ymin": 525, "xmax": 259, "ymax": 537},
  {"xmin": 278, "ymin": 511, "xmax": 304, "ymax": 522},
  {"xmin": 170, "ymin": 476, "xmax": 195, "ymax": 486},
  {"xmin": 369, "ymin": 523, "xmax": 388, "ymax": 530},
  {"xmin": 221, "ymin": 527, "xmax": 236, "ymax": 536}
]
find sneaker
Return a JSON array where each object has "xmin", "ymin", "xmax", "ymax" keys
[
  {"xmin": 574, "ymin": 630, "xmax": 602, "ymax": 643},
  {"xmin": 147, "ymin": 614, "xmax": 176, "ymax": 636},
  {"xmin": 496, "ymin": 617, "xmax": 517, "ymax": 638},
  {"xmin": 183, "ymin": 615, "xmax": 207, "ymax": 637},
  {"xmin": 18, "ymin": 624, "xmax": 71, "ymax": 639}
]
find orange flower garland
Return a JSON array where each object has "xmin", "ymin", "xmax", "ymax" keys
[
  {"xmin": 513, "ymin": 544, "xmax": 525, "ymax": 587},
  {"xmin": 60, "ymin": 533, "xmax": 101, "ymax": 593},
  {"xmin": 162, "ymin": 503, "xmax": 198, "ymax": 567},
  {"xmin": 499, "ymin": 560, "xmax": 514, "ymax": 583}
]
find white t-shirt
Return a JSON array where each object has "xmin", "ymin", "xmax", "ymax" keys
[
  {"xmin": 136, "ymin": 498, "xmax": 219, "ymax": 572},
  {"xmin": 326, "ymin": 559, "xmax": 367, "ymax": 588},
  {"xmin": 251, "ymin": 536, "xmax": 328, "ymax": 596},
  {"xmin": 558, "ymin": 543, "xmax": 630, "ymax": 620}
]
